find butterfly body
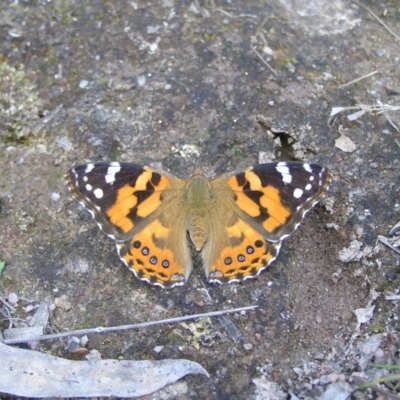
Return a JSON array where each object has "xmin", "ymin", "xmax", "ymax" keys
[{"xmin": 66, "ymin": 161, "xmax": 330, "ymax": 288}]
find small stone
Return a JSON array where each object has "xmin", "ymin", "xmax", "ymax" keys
[
  {"xmin": 85, "ymin": 349, "xmax": 102, "ymax": 361},
  {"xmin": 137, "ymin": 75, "xmax": 146, "ymax": 86},
  {"xmin": 79, "ymin": 80, "xmax": 89, "ymax": 89},
  {"xmin": 8, "ymin": 292, "xmax": 18, "ymax": 306},
  {"xmin": 50, "ymin": 192, "xmax": 60, "ymax": 201},
  {"xmin": 80, "ymin": 335, "xmax": 89, "ymax": 347},
  {"xmin": 154, "ymin": 346, "xmax": 164, "ymax": 353},
  {"xmin": 23, "ymin": 304, "xmax": 34, "ymax": 313},
  {"xmin": 67, "ymin": 336, "xmax": 81, "ymax": 352},
  {"xmin": 54, "ymin": 296, "xmax": 72, "ymax": 311},
  {"xmin": 376, "ymin": 49, "xmax": 385, "ymax": 57},
  {"xmin": 335, "ymin": 134, "xmax": 356, "ymax": 153},
  {"xmin": 293, "ymin": 367, "xmax": 303, "ymax": 376}
]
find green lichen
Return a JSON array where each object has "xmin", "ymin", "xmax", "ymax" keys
[{"xmin": 0, "ymin": 62, "xmax": 42, "ymax": 143}]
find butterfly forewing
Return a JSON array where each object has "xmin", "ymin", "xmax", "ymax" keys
[
  {"xmin": 226, "ymin": 162, "xmax": 330, "ymax": 242},
  {"xmin": 66, "ymin": 162, "xmax": 173, "ymax": 241}
]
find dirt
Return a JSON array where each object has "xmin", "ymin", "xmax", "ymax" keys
[{"xmin": 0, "ymin": 1, "xmax": 399, "ymax": 399}]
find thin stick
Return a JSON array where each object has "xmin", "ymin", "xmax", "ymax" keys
[
  {"xmin": 377, "ymin": 99, "xmax": 400, "ymax": 132},
  {"xmin": 386, "ymin": 294, "xmax": 400, "ymax": 301},
  {"xmin": 377, "ymin": 235, "xmax": 400, "ymax": 256},
  {"xmin": 352, "ymin": 0, "xmax": 400, "ymax": 43},
  {"xmin": 251, "ymin": 16, "xmax": 278, "ymax": 76},
  {"xmin": 354, "ymin": 375, "xmax": 400, "ymax": 399},
  {"xmin": 217, "ymin": 9, "xmax": 259, "ymax": 21},
  {"xmin": 251, "ymin": 47, "xmax": 278, "ymax": 76},
  {"xmin": 340, "ymin": 70, "xmax": 379, "ymax": 88},
  {"xmin": 1, "ymin": 305, "xmax": 258, "ymax": 345}
]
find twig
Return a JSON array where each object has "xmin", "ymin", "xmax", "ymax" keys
[
  {"xmin": 377, "ymin": 235, "xmax": 400, "ymax": 256},
  {"xmin": 194, "ymin": 0, "xmax": 210, "ymax": 18},
  {"xmin": 353, "ymin": 375, "xmax": 400, "ymax": 399},
  {"xmin": 251, "ymin": 47, "xmax": 278, "ymax": 76},
  {"xmin": 251, "ymin": 16, "xmax": 278, "ymax": 76},
  {"xmin": 386, "ymin": 294, "xmax": 400, "ymax": 301},
  {"xmin": 352, "ymin": 0, "xmax": 400, "ymax": 43},
  {"xmin": 0, "ymin": 297, "xmax": 16, "ymax": 312},
  {"xmin": 1, "ymin": 305, "xmax": 258, "ymax": 345},
  {"xmin": 216, "ymin": 9, "xmax": 259, "ymax": 21},
  {"xmin": 340, "ymin": 70, "xmax": 379, "ymax": 88},
  {"xmin": 328, "ymin": 102, "xmax": 400, "ymax": 129},
  {"xmin": 377, "ymin": 99, "xmax": 400, "ymax": 132}
]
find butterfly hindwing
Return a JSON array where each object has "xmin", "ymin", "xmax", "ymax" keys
[
  {"xmin": 116, "ymin": 215, "xmax": 192, "ymax": 288},
  {"xmin": 203, "ymin": 213, "xmax": 282, "ymax": 284}
]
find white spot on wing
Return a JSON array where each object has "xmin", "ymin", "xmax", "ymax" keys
[
  {"xmin": 85, "ymin": 184, "xmax": 92, "ymax": 191},
  {"xmin": 105, "ymin": 162, "xmax": 121, "ymax": 184},
  {"xmin": 83, "ymin": 176, "xmax": 88, "ymax": 182},
  {"xmin": 85, "ymin": 163, "xmax": 95, "ymax": 173},
  {"xmin": 94, "ymin": 188, "xmax": 104, "ymax": 199},
  {"xmin": 303, "ymin": 163, "xmax": 312, "ymax": 173},
  {"xmin": 293, "ymin": 188, "xmax": 303, "ymax": 198},
  {"xmin": 105, "ymin": 175, "xmax": 115, "ymax": 183},
  {"xmin": 305, "ymin": 183, "xmax": 312, "ymax": 191},
  {"xmin": 276, "ymin": 162, "xmax": 292, "ymax": 184}
]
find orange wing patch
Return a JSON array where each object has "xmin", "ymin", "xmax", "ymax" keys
[
  {"xmin": 117, "ymin": 219, "xmax": 187, "ymax": 288},
  {"xmin": 207, "ymin": 217, "xmax": 281, "ymax": 284},
  {"xmin": 106, "ymin": 168, "xmax": 171, "ymax": 233},
  {"xmin": 227, "ymin": 169, "xmax": 291, "ymax": 234},
  {"xmin": 259, "ymin": 185, "xmax": 291, "ymax": 232}
]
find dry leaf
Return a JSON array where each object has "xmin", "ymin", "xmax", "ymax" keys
[{"xmin": 0, "ymin": 342, "xmax": 208, "ymax": 398}]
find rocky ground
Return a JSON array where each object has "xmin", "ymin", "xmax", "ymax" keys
[{"xmin": 0, "ymin": 1, "xmax": 399, "ymax": 399}]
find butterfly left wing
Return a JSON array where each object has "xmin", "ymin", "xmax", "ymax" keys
[
  {"xmin": 66, "ymin": 162, "xmax": 192, "ymax": 288},
  {"xmin": 204, "ymin": 162, "xmax": 330, "ymax": 284}
]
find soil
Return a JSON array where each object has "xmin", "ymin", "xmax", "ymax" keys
[{"xmin": 0, "ymin": 1, "xmax": 399, "ymax": 399}]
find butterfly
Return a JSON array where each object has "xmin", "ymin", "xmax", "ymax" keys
[{"xmin": 66, "ymin": 161, "xmax": 330, "ymax": 289}]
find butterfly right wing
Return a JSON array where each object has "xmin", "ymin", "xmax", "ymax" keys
[
  {"xmin": 66, "ymin": 162, "xmax": 173, "ymax": 240},
  {"xmin": 203, "ymin": 162, "xmax": 330, "ymax": 284}
]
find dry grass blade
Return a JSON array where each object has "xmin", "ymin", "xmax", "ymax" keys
[
  {"xmin": 340, "ymin": 70, "xmax": 379, "ymax": 88},
  {"xmin": 1, "ymin": 305, "xmax": 258, "ymax": 345},
  {"xmin": 355, "ymin": 373, "xmax": 400, "ymax": 399},
  {"xmin": 352, "ymin": 0, "xmax": 400, "ymax": 43},
  {"xmin": 377, "ymin": 235, "xmax": 400, "ymax": 256},
  {"xmin": 329, "ymin": 102, "xmax": 400, "ymax": 131},
  {"xmin": 251, "ymin": 16, "xmax": 278, "ymax": 76},
  {"xmin": 377, "ymin": 99, "xmax": 400, "ymax": 132}
]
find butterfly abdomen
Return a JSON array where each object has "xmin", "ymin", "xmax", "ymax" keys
[
  {"xmin": 187, "ymin": 209, "xmax": 209, "ymax": 251},
  {"xmin": 185, "ymin": 175, "xmax": 214, "ymax": 251}
]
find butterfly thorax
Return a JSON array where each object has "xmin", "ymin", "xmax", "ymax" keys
[{"xmin": 185, "ymin": 175, "xmax": 212, "ymax": 251}]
